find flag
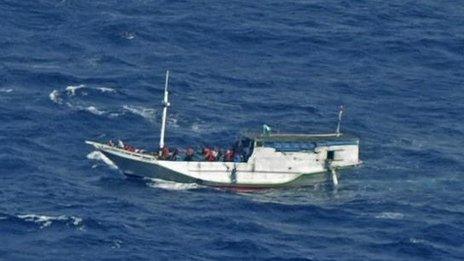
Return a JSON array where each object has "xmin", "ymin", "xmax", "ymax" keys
[{"xmin": 262, "ymin": 124, "xmax": 272, "ymax": 135}]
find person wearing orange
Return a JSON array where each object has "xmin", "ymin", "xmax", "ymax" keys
[{"xmin": 204, "ymin": 147, "xmax": 216, "ymax": 161}]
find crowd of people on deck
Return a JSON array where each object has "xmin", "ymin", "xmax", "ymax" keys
[
  {"xmin": 107, "ymin": 140, "xmax": 146, "ymax": 154},
  {"xmin": 160, "ymin": 145, "xmax": 251, "ymax": 162},
  {"xmin": 107, "ymin": 139, "xmax": 253, "ymax": 163}
]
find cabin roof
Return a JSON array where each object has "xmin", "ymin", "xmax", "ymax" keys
[{"xmin": 245, "ymin": 133, "xmax": 359, "ymax": 143}]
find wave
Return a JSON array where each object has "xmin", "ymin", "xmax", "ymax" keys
[
  {"xmin": 49, "ymin": 85, "xmax": 119, "ymax": 117},
  {"xmin": 65, "ymin": 84, "xmax": 86, "ymax": 96},
  {"xmin": 146, "ymin": 178, "xmax": 202, "ymax": 191},
  {"xmin": 75, "ymin": 105, "xmax": 106, "ymax": 116},
  {"xmin": 120, "ymin": 31, "xmax": 135, "ymax": 40},
  {"xmin": 0, "ymin": 88, "xmax": 13, "ymax": 93},
  {"xmin": 16, "ymin": 214, "xmax": 83, "ymax": 229},
  {"xmin": 123, "ymin": 105, "xmax": 157, "ymax": 122},
  {"xmin": 96, "ymin": 87, "xmax": 116, "ymax": 93},
  {"xmin": 49, "ymin": 84, "xmax": 117, "ymax": 102},
  {"xmin": 87, "ymin": 151, "xmax": 118, "ymax": 169},
  {"xmin": 86, "ymin": 106, "xmax": 105, "ymax": 116},
  {"xmin": 168, "ymin": 117, "xmax": 179, "ymax": 128},
  {"xmin": 49, "ymin": 89, "xmax": 62, "ymax": 104},
  {"xmin": 375, "ymin": 212, "xmax": 404, "ymax": 220},
  {"xmin": 190, "ymin": 122, "xmax": 226, "ymax": 134},
  {"xmin": 65, "ymin": 84, "xmax": 117, "ymax": 96},
  {"xmin": 191, "ymin": 122, "xmax": 204, "ymax": 133}
]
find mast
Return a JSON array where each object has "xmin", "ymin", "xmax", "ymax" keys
[
  {"xmin": 336, "ymin": 105, "xmax": 344, "ymax": 136},
  {"xmin": 159, "ymin": 70, "xmax": 170, "ymax": 155}
]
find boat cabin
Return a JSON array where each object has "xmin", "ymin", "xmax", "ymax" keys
[{"xmin": 244, "ymin": 133, "xmax": 360, "ymax": 168}]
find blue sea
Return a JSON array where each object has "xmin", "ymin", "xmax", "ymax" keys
[{"xmin": 1, "ymin": 0, "xmax": 463, "ymax": 260}]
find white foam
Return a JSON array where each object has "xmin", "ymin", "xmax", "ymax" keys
[
  {"xmin": 109, "ymin": 113, "xmax": 120, "ymax": 118},
  {"xmin": 191, "ymin": 122, "xmax": 218, "ymax": 133},
  {"xmin": 146, "ymin": 178, "xmax": 201, "ymax": 191},
  {"xmin": 168, "ymin": 117, "xmax": 179, "ymax": 128},
  {"xmin": 375, "ymin": 212, "xmax": 404, "ymax": 220},
  {"xmin": 191, "ymin": 123, "xmax": 203, "ymax": 133},
  {"xmin": 49, "ymin": 90, "xmax": 62, "ymax": 104},
  {"xmin": 87, "ymin": 151, "xmax": 118, "ymax": 169},
  {"xmin": 123, "ymin": 105, "xmax": 156, "ymax": 121},
  {"xmin": 409, "ymin": 238, "xmax": 429, "ymax": 244},
  {"xmin": 85, "ymin": 106, "xmax": 105, "ymax": 116},
  {"xmin": 17, "ymin": 214, "xmax": 82, "ymax": 229},
  {"xmin": 97, "ymin": 87, "xmax": 116, "ymax": 93},
  {"xmin": 65, "ymin": 84, "xmax": 86, "ymax": 96},
  {"xmin": 121, "ymin": 31, "xmax": 135, "ymax": 40},
  {"xmin": 0, "ymin": 88, "xmax": 13, "ymax": 93},
  {"xmin": 111, "ymin": 239, "xmax": 123, "ymax": 249}
]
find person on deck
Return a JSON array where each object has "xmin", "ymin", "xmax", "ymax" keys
[
  {"xmin": 242, "ymin": 146, "xmax": 250, "ymax": 161},
  {"xmin": 161, "ymin": 146, "xmax": 170, "ymax": 160},
  {"xmin": 204, "ymin": 147, "xmax": 216, "ymax": 161},
  {"xmin": 202, "ymin": 148, "xmax": 209, "ymax": 161},
  {"xmin": 184, "ymin": 147, "xmax": 194, "ymax": 161},
  {"xmin": 224, "ymin": 149, "xmax": 234, "ymax": 162},
  {"xmin": 124, "ymin": 144, "xmax": 135, "ymax": 152},
  {"xmin": 211, "ymin": 148, "xmax": 219, "ymax": 161},
  {"xmin": 215, "ymin": 147, "xmax": 223, "ymax": 161},
  {"xmin": 170, "ymin": 148, "xmax": 179, "ymax": 161},
  {"xmin": 234, "ymin": 152, "xmax": 242, "ymax": 163}
]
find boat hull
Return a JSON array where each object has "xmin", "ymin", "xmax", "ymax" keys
[
  {"xmin": 106, "ymin": 151, "xmax": 328, "ymax": 188},
  {"xmin": 101, "ymin": 150, "xmax": 198, "ymax": 183},
  {"xmin": 87, "ymin": 141, "xmax": 359, "ymax": 188}
]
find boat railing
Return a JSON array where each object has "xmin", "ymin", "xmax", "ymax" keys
[{"xmin": 101, "ymin": 144, "xmax": 156, "ymax": 161}]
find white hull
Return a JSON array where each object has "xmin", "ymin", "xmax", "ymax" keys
[{"xmin": 86, "ymin": 138, "xmax": 360, "ymax": 188}]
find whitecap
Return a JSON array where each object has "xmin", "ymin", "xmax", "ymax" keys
[
  {"xmin": 97, "ymin": 87, "xmax": 116, "ymax": 93},
  {"xmin": 146, "ymin": 178, "xmax": 201, "ymax": 191},
  {"xmin": 85, "ymin": 106, "xmax": 105, "ymax": 116},
  {"xmin": 65, "ymin": 84, "xmax": 86, "ymax": 96},
  {"xmin": 49, "ymin": 90, "xmax": 62, "ymax": 104},
  {"xmin": 68, "ymin": 104, "xmax": 106, "ymax": 116},
  {"xmin": 87, "ymin": 151, "xmax": 118, "ymax": 169},
  {"xmin": 121, "ymin": 31, "xmax": 135, "ymax": 40},
  {"xmin": 191, "ymin": 123, "xmax": 203, "ymax": 133},
  {"xmin": 375, "ymin": 212, "xmax": 404, "ymax": 220},
  {"xmin": 0, "ymin": 88, "xmax": 13, "ymax": 93},
  {"xmin": 168, "ymin": 117, "xmax": 179, "ymax": 128},
  {"xmin": 17, "ymin": 214, "xmax": 82, "ymax": 229},
  {"xmin": 123, "ymin": 105, "xmax": 157, "ymax": 121},
  {"xmin": 190, "ymin": 122, "xmax": 220, "ymax": 133},
  {"xmin": 111, "ymin": 239, "xmax": 123, "ymax": 249},
  {"xmin": 109, "ymin": 113, "xmax": 120, "ymax": 118},
  {"xmin": 409, "ymin": 238, "xmax": 428, "ymax": 244}
]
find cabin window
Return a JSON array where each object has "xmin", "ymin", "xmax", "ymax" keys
[
  {"xmin": 264, "ymin": 142, "xmax": 316, "ymax": 152},
  {"xmin": 327, "ymin": 150, "xmax": 335, "ymax": 160}
]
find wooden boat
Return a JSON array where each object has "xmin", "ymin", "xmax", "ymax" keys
[{"xmin": 86, "ymin": 71, "xmax": 361, "ymax": 188}]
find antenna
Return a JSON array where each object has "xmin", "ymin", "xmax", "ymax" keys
[
  {"xmin": 159, "ymin": 70, "xmax": 170, "ymax": 155},
  {"xmin": 336, "ymin": 105, "xmax": 344, "ymax": 136}
]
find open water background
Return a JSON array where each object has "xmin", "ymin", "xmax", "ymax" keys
[{"xmin": 1, "ymin": 0, "xmax": 464, "ymax": 260}]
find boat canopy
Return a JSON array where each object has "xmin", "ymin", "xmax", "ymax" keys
[{"xmin": 244, "ymin": 133, "xmax": 359, "ymax": 152}]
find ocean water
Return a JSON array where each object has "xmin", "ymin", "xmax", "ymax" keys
[{"xmin": 1, "ymin": 0, "xmax": 463, "ymax": 259}]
